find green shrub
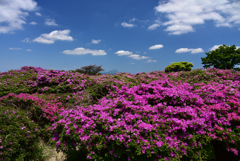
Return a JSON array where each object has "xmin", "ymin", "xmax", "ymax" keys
[
  {"xmin": 165, "ymin": 61, "xmax": 194, "ymax": 73},
  {"xmin": 0, "ymin": 105, "xmax": 44, "ymax": 161}
]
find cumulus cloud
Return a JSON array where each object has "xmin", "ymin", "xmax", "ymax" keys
[
  {"xmin": 121, "ymin": 22, "xmax": 135, "ymax": 28},
  {"xmin": 210, "ymin": 45, "xmax": 222, "ymax": 51},
  {"xmin": 154, "ymin": 0, "xmax": 240, "ymax": 35},
  {"xmin": 175, "ymin": 48, "xmax": 192, "ymax": 53},
  {"xmin": 26, "ymin": 49, "xmax": 31, "ymax": 51},
  {"xmin": 92, "ymin": 39, "xmax": 101, "ymax": 44},
  {"xmin": 115, "ymin": 50, "xmax": 149, "ymax": 61},
  {"xmin": 175, "ymin": 48, "xmax": 204, "ymax": 54},
  {"xmin": 45, "ymin": 18, "xmax": 58, "ymax": 26},
  {"xmin": 149, "ymin": 44, "xmax": 164, "ymax": 50},
  {"xmin": 148, "ymin": 24, "xmax": 160, "ymax": 30},
  {"xmin": 115, "ymin": 50, "xmax": 133, "ymax": 56},
  {"xmin": 62, "ymin": 47, "xmax": 107, "ymax": 56},
  {"xmin": 210, "ymin": 44, "xmax": 240, "ymax": 51},
  {"xmin": 33, "ymin": 29, "xmax": 74, "ymax": 44},
  {"xmin": 165, "ymin": 24, "xmax": 194, "ymax": 35},
  {"xmin": 0, "ymin": 0, "xmax": 38, "ymax": 34},
  {"xmin": 191, "ymin": 48, "xmax": 204, "ymax": 53},
  {"xmin": 30, "ymin": 21, "xmax": 37, "ymax": 25},
  {"xmin": 9, "ymin": 48, "xmax": 22, "ymax": 50},
  {"xmin": 128, "ymin": 54, "xmax": 148, "ymax": 60},
  {"xmin": 35, "ymin": 12, "xmax": 41, "ymax": 16}
]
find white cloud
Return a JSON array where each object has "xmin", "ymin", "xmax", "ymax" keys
[
  {"xmin": 154, "ymin": 0, "xmax": 240, "ymax": 35},
  {"xmin": 121, "ymin": 22, "xmax": 135, "ymax": 28},
  {"xmin": 0, "ymin": 0, "xmax": 38, "ymax": 34},
  {"xmin": 33, "ymin": 29, "xmax": 74, "ymax": 44},
  {"xmin": 191, "ymin": 48, "xmax": 204, "ymax": 53},
  {"xmin": 146, "ymin": 59, "xmax": 157, "ymax": 63},
  {"xmin": 148, "ymin": 24, "xmax": 160, "ymax": 30},
  {"xmin": 210, "ymin": 45, "xmax": 222, "ymax": 51},
  {"xmin": 62, "ymin": 47, "xmax": 107, "ymax": 56},
  {"xmin": 165, "ymin": 24, "xmax": 194, "ymax": 35},
  {"xmin": 115, "ymin": 50, "xmax": 150, "ymax": 61},
  {"xmin": 149, "ymin": 44, "xmax": 164, "ymax": 50},
  {"xmin": 22, "ymin": 38, "xmax": 31, "ymax": 43},
  {"xmin": 45, "ymin": 18, "xmax": 58, "ymax": 26},
  {"xmin": 175, "ymin": 48, "xmax": 204, "ymax": 53},
  {"xmin": 35, "ymin": 12, "xmax": 41, "ymax": 16},
  {"xmin": 26, "ymin": 49, "xmax": 31, "ymax": 51},
  {"xmin": 92, "ymin": 39, "xmax": 101, "ymax": 44},
  {"xmin": 115, "ymin": 50, "xmax": 148, "ymax": 60},
  {"xmin": 210, "ymin": 44, "xmax": 240, "ymax": 51},
  {"xmin": 115, "ymin": 50, "xmax": 133, "ymax": 56},
  {"xmin": 9, "ymin": 48, "xmax": 22, "ymax": 50},
  {"xmin": 176, "ymin": 48, "xmax": 192, "ymax": 53},
  {"xmin": 30, "ymin": 21, "xmax": 37, "ymax": 25},
  {"xmin": 128, "ymin": 54, "xmax": 148, "ymax": 60}
]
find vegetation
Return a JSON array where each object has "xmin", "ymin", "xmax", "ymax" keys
[
  {"xmin": 75, "ymin": 64, "xmax": 104, "ymax": 76},
  {"xmin": 0, "ymin": 44, "xmax": 240, "ymax": 161},
  {"xmin": 201, "ymin": 44, "xmax": 240, "ymax": 71},
  {"xmin": 0, "ymin": 105, "xmax": 44, "ymax": 161},
  {"xmin": 0, "ymin": 66, "xmax": 240, "ymax": 161},
  {"xmin": 164, "ymin": 61, "xmax": 194, "ymax": 73}
]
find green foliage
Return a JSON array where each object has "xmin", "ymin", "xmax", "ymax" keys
[
  {"xmin": 0, "ymin": 96, "xmax": 52, "ymax": 130},
  {"xmin": 84, "ymin": 84, "xmax": 109, "ymax": 105},
  {"xmin": 75, "ymin": 64, "xmax": 105, "ymax": 76},
  {"xmin": 201, "ymin": 44, "xmax": 240, "ymax": 70},
  {"xmin": 232, "ymin": 68, "xmax": 240, "ymax": 72},
  {"xmin": 0, "ymin": 106, "xmax": 44, "ymax": 161},
  {"xmin": 1, "ymin": 66, "xmax": 240, "ymax": 160},
  {"xmin": 165, "ymin": 61, "xmax": 194, "ymax": 73}
]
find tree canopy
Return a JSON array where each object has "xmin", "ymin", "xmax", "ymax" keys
[
  {"xmin": 201, "ymin": 44, "xmax": 240, "ymax": 71},
  {"xmin": 165, "ymin": 61, "xmax": 194, "ymax": 73},
  {"xmin": 75, "ymin": 64, "xmax": 105, "ymax": 75}
]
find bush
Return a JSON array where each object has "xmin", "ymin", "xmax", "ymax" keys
[
  {"xmin": 165, "ymin": 61, "xmax": 194, "ymax": 73},
  {"xmin": 0, "ymin": 105, "xmax": 44, "ymax": 161}
]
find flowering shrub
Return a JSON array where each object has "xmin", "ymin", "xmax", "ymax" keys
[
  {"xmin": 0, "ymin": 66, "xmax": 91, "ymax": 98},
  {"xmin": 0, "ymin": 92, "xmax": 67, "ymax": 146},
  {"xmin": 0, "ymin": 105, "xmax": 42, "ymax": 161},
  {"xmin": 49, "ymin": 78, "xmax": 240, "ymax": 160},
  {"xmin": 0, "ymin": 93, "xmax": 64, "ymax": 123},
  {"xmin": 1, "ymin": 66, "xmax": 240, "ymax": 160}
]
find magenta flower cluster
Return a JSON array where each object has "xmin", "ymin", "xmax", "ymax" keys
[
  {"xmin": 0, "ymin": 92, "xmax": 64, "ymax": 121},
  {"xmin": 1, "ymin": 66, "xmax": 240, "ymax": 160},
  {"xmin": 0, "ymin": 66, "xmax": 93, "ymax": 97},
  {"xmin": 50, "ymin": 73, "xmax": 240, "ymax": 160}
]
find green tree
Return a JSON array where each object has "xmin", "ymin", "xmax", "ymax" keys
[
  {"xmin": 201, "ymin": 44, "xmax": 240, "ymax": 71},
  {"xmin": 165, "ymin": 61, "xmax": 194, "ymax": 73},
  {"xmin": 75, "ymin": 64, "xmax": 105, "ymax": 75}
]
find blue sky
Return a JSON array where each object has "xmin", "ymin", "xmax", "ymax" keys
[{"xmin": 0, "ymin": 0, "xmax": 240, "ymax": 74}]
